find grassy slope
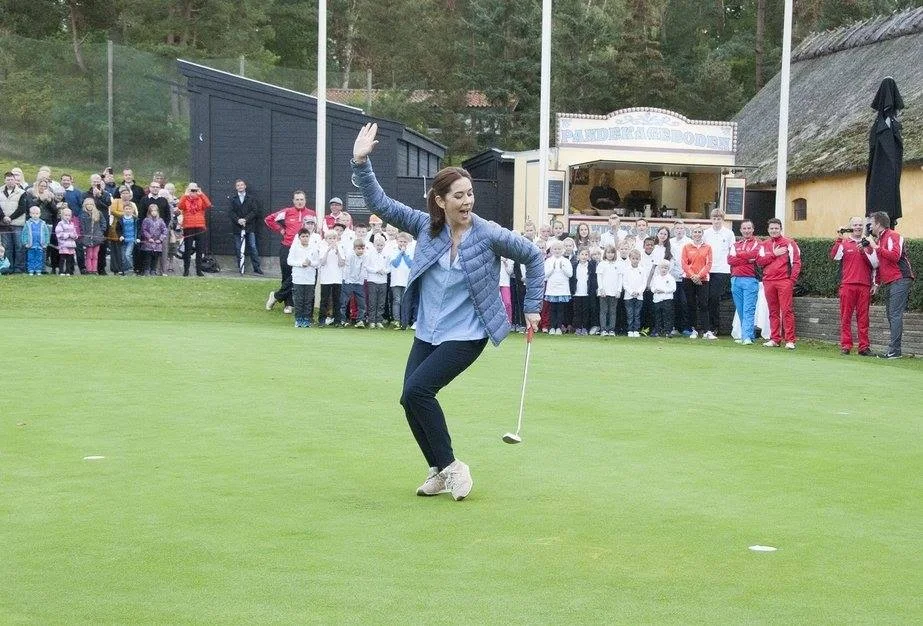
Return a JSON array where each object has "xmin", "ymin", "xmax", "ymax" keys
[{"xmin": 1, "ymin": 277, "xmax": 920, "ymax": 623}]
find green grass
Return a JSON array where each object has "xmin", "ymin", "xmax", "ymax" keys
[{"xmin": 1, "ymin": 276, "xmax": 921, "ymax": 624}]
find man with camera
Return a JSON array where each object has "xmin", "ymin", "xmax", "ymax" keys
[
  {"xmin": 866, "ymin": 211, "xmax": 915, "ymax": 358},
  {"xmin": 831, "ymin": 217, "xmax": 876, "ymax": 356}
]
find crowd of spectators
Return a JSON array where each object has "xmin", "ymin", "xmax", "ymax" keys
[
  {"xmin": 2, "ymin": 165, "xmax": 912, "ymax": 356},
  {"xmin": 0, "ymin": 165, "xmax": 211, "ymax": 277}
]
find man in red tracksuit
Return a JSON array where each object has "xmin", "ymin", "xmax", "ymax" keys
[
  {"xmin": 867, "ymin": 211, "xmax": 915, "ymax": 358},
  {"xmin": 263, "ymin": 190, "xmax": 317, "ymax": 313},
  {"xmin": 756, "ymin": 218, "xmax": 801, "ymax": 349},
  {"xmin": 830, "ymin": 216, "xmax": 876, "ymax": 356}
]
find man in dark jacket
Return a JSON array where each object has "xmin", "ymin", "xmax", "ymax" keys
[{"xmin": 228, "ymin": 179, "xmax": 263, "ymax": 274}]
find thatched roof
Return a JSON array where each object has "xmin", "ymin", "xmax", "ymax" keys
[{"xmin": 734, "ymin": 7, "xmax": 923, "ymax": 186}]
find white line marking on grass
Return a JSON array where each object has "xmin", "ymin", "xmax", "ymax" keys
[
  {"xmin": 83, "ymin": 456, "xmax": 105, "ymax": 461},
  {"xmin": 749, "ymin": 545, "xmax": 778, "ymax": 552}
]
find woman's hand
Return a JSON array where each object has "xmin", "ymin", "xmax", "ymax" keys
[
  {"xmin": 353, "ymin": 123, "xmax": 379, "ymax": 163},
  {"xmin": 525, "ymin": 313, "xmax": 541, "ymax": 332}
]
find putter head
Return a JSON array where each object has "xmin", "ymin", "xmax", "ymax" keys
[{"xmin": 502, "ymin": 432, "xmax": 522, "ymax": 444}]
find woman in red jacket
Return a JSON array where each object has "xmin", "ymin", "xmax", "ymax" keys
[{"xmin": 177, "ymin": 182, "xmax": 211, "ymax": 276}]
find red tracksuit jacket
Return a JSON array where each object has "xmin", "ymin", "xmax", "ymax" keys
[{"xmin": 757, "ymin": 235, "xmax": 801, "ymax": 282}]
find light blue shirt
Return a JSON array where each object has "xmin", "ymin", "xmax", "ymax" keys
[{"xmin": 416, "ymin": 228, "xmax": 486, "ymax": 345}]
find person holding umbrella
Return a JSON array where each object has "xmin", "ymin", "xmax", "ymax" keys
[
  {"xmin": 350, "ymin": 123, "xmax": 544, "ymax": 501},
  {"xmin": 228, "ymin": 179, "xmax": 263, "ymax": 275}
]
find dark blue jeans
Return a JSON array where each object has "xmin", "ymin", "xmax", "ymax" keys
[
  {"xmin": 401, "ymin": 337, "xmax": 488, "ymax": 470},
  {"xmin": 885, "ymin": 277, "xmax": 912, "ymax": 355}
]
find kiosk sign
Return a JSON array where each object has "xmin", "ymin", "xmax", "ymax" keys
[{"xmin": 558, "ymin": 108, "xmax": 736, "ymax": 154}]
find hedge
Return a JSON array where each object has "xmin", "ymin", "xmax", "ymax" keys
[{"xmin": 796, "ymin": 238, "xmax": 923, "ymax": 311}]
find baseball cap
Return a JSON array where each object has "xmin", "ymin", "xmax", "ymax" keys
[{"xmin": 329, "ymin": 197, "xmax": 343, "ymax": 205}]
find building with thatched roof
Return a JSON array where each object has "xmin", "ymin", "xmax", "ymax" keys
[{"xmin": 734, "ymin": 7, "xmax": 923, "ymax": 237}]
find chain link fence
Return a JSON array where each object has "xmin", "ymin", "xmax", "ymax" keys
[{"xmin": 0, "ymin": 35, "xmax": 348, "ymax": 183}]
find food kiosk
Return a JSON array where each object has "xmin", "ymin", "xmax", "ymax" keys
[{"xmin": 511, "ymin": 108, "xmax": 741, "ymax": 237}]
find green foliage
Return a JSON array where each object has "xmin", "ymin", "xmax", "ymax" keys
[{"xmin": 797, "ymin": 237, "xmax": 923, "ymax": 310}]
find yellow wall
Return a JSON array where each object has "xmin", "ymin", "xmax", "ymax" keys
[
  {"xmin": 785, "ymin": 167, "xmax": 923, "ymax": 238},
  {"xmin": 689, "ymin": 173, "xmax": 720, "ymax": 218}
]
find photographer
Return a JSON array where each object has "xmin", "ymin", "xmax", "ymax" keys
[
  {"xmin": 830, "ymin": 217, "xmax": 876, "ymax": 356},
  {"xmin": 866, "ymin": 211, "xmax": 915, "ymax": 358}
]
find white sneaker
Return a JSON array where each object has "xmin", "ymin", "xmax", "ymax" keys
[
  {"xmin": 589, "ymin": 326, "xmax": 599, "ymax": 335},
  {"xmin": 734, "ymin": 338, "xmax": 742, "ymax": 344},
  {"xmin": 742, "ymin": 339, "xmax": 753, "ymax": 345},
  {"xmin": 416, "ymin": 467, "xmax": 447, "ymax": 496},
  {"xmin": 440, "ymin": 460, "xmax": 472, "ymax": 501},
  {"xmin": 704, "ymin": 331, "xmax": 717, "ymax": 340},
  {"xmin": 411, "ymin": 322, "xmax": 417, "ymax": 330},
  {"xmin": 325, "ymin": 317, "xmax": 334, "ymax": 326},
  {"xmin": 689, "ymin": 330, "xmax": 699, "ymax": 339},
  {"xmin": 265, "ymin": 291, "xmax": 276, "ymax": 310},
  {"xmin": 283, "ymin": 305, "xmax": 293, "ymax": 314},
  {"xmin": 354, "ymin": 320, "xmax": 365, "ymax": 328},
  {"xmin": 785, "ymin": 342, "xmax": 796, "ymax": 350},
  {"xmin": 377, "ymin": 322, "xmax": 386, "ymax": 329},
  {"xmin": 763, "ymin": 340, "xmax": 779, "ymax": 347}
]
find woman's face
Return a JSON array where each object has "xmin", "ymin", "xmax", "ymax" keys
[
  {"xmin": 657, "ymin": 228, "xmax": 669, "ymax": 243},
  {"xmin": 578, "ymin": 223, "xmax": 589, "ymax": 238},
  {"xmin": 552, "ymin": 222, "xmax": 564, "ymax": 236},
  {"xmin": 436, "ymin": 176, "xmax": 474, "ymax": 230}
]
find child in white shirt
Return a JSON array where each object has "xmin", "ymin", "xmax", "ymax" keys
[
  {"xmin": 389, "ymin": 232, "xmax": 413, "ymax": 328},
  {"xmin": 649, "ymin": 260, "xmax": 677, "ymax": 337},
  {"xmin": 544, "ymin": 240, "xmax": 573, "ymax": 335},
  {"xmin": 622, "ymin": 249, "xmax": 646, "ymax": 337},
  {"xmin": 317, "ymin": 229, "xmax": 346, "ymax": 325},
  {"xmin": 339, "ymin": 237, "xmax": 368, "ymax": 326},
  {"xmin": 571, "ymin": 248, "xmax": 594, "ymax": 335},
  {"xmin": 364, "ymin": 234, "xmax": 390, "ymax": 328},
  {"xmin": 287, "ymin": 227, "xmax": 320, "ymax": 328},
  {"xmin": 596, "ymin": 245, "xmax": 622, "ymax": 336}
]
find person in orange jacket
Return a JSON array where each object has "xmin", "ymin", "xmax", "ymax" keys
[
  {"xmin": 177, "ymin": 182, "xmax": 212, "ymax": 276},
  {"xmin": 681, "ymin": 225, "xmax": 712, "ymax": 339}
]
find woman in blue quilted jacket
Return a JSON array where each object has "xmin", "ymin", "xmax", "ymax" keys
[{"xmin": 351, "ymin": 123, "xmax": 544, "ymax": 501}]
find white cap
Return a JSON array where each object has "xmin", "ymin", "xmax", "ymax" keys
[{"xmin": 329, "ymin": 197, "xmax": 343, "ymax": 205}]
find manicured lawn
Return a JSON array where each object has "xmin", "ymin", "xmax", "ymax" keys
[{"xmin": 1, "ymin": 276, "xmax": 920, "ymax": 623}]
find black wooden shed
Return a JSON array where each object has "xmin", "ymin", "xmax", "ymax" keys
[{"xmin": 177, "ymin": 60, "xmax": 446, "ymax": 256}]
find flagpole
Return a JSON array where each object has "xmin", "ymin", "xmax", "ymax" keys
[
  {"xmin": 538, "ymin": 0, "xmax": 552, "ymax": 227},
  {"xmin": 316, "ymin": 0, "xmax": 328, "ymax": 227},
  {"xmin": 774, "ymin": 0, "xmax": 794, "ymax": 225}
]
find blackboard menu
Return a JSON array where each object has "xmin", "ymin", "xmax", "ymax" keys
[
  {"xmin": 724, "ymin": 187, "xmax": 744, "ymax": 217},
  {"xmin": 548, "ymin": 179, "xmax": 564, "ymax": 210}
]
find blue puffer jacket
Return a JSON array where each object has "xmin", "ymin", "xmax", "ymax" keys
[{"xmin": 351, "ymin": 158, "xmax": 545, "ymax": 345}]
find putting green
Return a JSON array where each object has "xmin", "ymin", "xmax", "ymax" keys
[{"xmin": 1, "ymin": 276, "xmax": 920, "ymax": 623}]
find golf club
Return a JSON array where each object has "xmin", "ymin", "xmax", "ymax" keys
[{"xmin": 502, "ymin": 326, "xmax": 534, "ymax": 444}]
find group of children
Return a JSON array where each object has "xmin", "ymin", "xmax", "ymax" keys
[
  {"xmin": 15, "ymin": 200, "xmax": 171, "ymax": 276},
  {"xmin": 507, "ymin": 220, "xmax": 682, "ymax": 338},
  {"xmin": 284, "ymin": 218, "xmax": 415, "ymax": 329}
]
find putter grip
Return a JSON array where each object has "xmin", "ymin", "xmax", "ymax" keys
[{"xmin": 526, "ymin": 327, "xmax": 534, "ymax": 343}]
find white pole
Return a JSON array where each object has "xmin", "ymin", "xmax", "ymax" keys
[
  {"xmin": 538, "ymin": 0, "xmax": 552, "ymax": 227},
  {"xmin": 774, "ymin": 0, "xmax": 794, "ymax": 225},
  {"xmin": 107, "ymin": 40, "xmax": 113, "ymax": 167},
  {"xmin": 316, "ymin": 0, "xmax": 328, "ymax": 227}
]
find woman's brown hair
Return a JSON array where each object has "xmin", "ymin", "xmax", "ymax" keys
[{"xmin": 427, "ymin": 167, "xmax": 472, "ymax": 238}]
